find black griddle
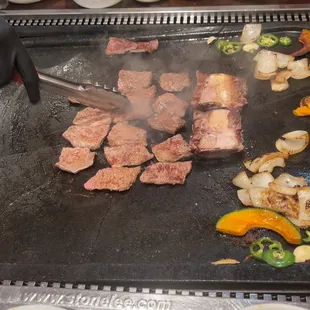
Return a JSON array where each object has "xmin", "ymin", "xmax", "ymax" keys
[{"xmin": 1, "ymin": 10, "xmax": 310, "ymax": 291}]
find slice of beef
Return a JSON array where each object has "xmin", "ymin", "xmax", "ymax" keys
[
  {"xmin": 151, "ymin": 134, "xmax": 191, "ymax": 162},
  {"xmin": 105, "ymin": 37, "xmax": 159, "ymax": 55},
  {"xmin": 107, "ymin": 122, "xmax": 147, "ymax": 146},
  {"xmin": 148, "ymin": 111, "xmax": 186, "ymax": 134},
  {"xmin": 84, "ymin": 166, "xmax": 141, "ymax": 191},
  {"xmin": 118, "ymin": 70, "xmax": 152, "ymax": 95},
  {"xmin": 73, "ymin": 107, "xmax": 111, "ymax": 126},
  {"xmin": 105, "ymin": 144, "xmax": 154, "ymax": 167},
  {"xmin": 130, "ymin": 40, "xmax": 159, "ymax": 53},
  {"xmin": 105, "ymin": 37, "xmax": 138, "ymax": 55},
  {"xmin": 153, "ymin": 93, "xmax": 188, "ymax": 118},
  {"xmin": 190, "ymin": 109, "xmax": 243, "ymax": 158},
  {"xmin": 191, "ymin": 72, "xmax": 247, "ymax": 111},
  {"xmin": 125, "ymin": 85, "xmax": 157, "ymax": 120},
  {"xmin": 140, "ymin": 161, "xmax": 192, "ymax": 185},
  {"xmin": 63, "ymin": 124, "xmax": 110, "ymax": 150},
  {"xmin": 56, "ymin": 147, "xmax": 95, "ymax": 174},
  {"xmin": 159, "ymin": 73, "xmax": 191, "ymax": 92}
]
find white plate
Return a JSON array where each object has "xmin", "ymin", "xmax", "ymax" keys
[
  {"xmin": 9, "ymin": 0, "xmax": 41, "ymax": 3},
  {"xmin": 243, "ymin": 304, "xmax": 307, "ymax": 310},
  {"xmin": 73, "ymin": 0, "xmax": 121, "ymax": 8}
]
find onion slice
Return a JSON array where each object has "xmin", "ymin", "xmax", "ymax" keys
[
  {"xmin": 287, "ymin": 58, "xmax": 310, "ymax": 79},
  {"xmin": 293, "ymin": 245, "xmax": 310, "ymax": 263},
  {"xmin": 273, "ymin": 173, "xmax": 307, "ymax": 188},
  {"xmin": 240, "ymin": 24, "xmax": 262, "ymax": 44},
  {"xmin": 268, "ymin": 182, "xmax": 297, "ymax": 196},
  {"xmin": 275, "ymin": 53, "xmax": 295, "ymax": 69},
  {"xmin": 275, "ymin": 130, "xmax": 309, "ymax": 155},
  {"xmin": 258, "ymin": 157, "xmax": 286, "ymax": 173},
  {"xmin": 256, "ymin": 50, "xmax": 277, "ymax": 75},
  {"xmin": 251, "ymin": 172, "xmax": 274, "ymax": 188},
  {"xmin": 232, "ymin": 171, "xmax": 252, "ymax": 189},
  {"xmin": 237, "ymin": 189, "xmax": 253, "ymax": 206},
  {"xmin": 244, "ymin": 152, "xmax": 288, "ymax": 173}
]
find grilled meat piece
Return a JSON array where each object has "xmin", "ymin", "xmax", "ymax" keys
[
  {"xmin": 118, "ymin": 70, "xmax": 152, "ymax": 94},
  {"xmin": 190, "ymin": 109, "xmax": 243, "ymax": 157},
  {"xmin": 140, "ymin": 161, "xmax": 192, "ymax": 185},
  {"xmin": 73, "ymin": 107, "xmax": 111, "ymax": 126},
  {"xmin": 153, "ymin": 93, "xmax": 188, "ymax": 118},
  {"xmin": 84, "ymin": 166, "xmax": 141, "ymax": 191},
  {"xmin": 104, "ymin": 144, "xmax": 154, "ymax": 167},
  {"xmin": 107, "ymin": 122, "xmax": 147, "ymax": 146},
  {"xmin": 105, "ymin": 37, "xmax": 158, "ymax": 55},
  {"xmin": 63, "ymin": 124, "xmax": 110, "ymax": 150},
  {"xmin": 148, "ymin": 112, "xmax": 186, "ymax": 134},
  {"xmin": 191, "ymin": 72, "xmax": 247, "ymax": 111},
  {"xmin": 126, "ymin": 85, "xmax": 157, "ymax": 120},
  {"xmin": 159, "ymin": 73, "xmax": 191, "ymax": 92},
  {"xmin": 56, "ymin": 147, "xmax": 95, "ymax": 174},
  {"xmin": 151, "ymin": 134, "xmax": 191, "ymax": 162}
]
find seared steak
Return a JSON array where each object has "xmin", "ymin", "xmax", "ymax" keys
[
  {"xmin": 191, "ymin": 72, "xmax": 247, "ymax": 111},
  {"xmin": 148, "ymin": 112, "xmax": 186, "ymax": 134},
  {"xmin": 159, "ymin": 73, "xmax": 191, "ymax": 92},
  {"xmin": 107, "ymin": 122, "xmax": 147, "ymax": 146},
  {"xmin": 118, "ymin": 70, "xmax": 152, "ymax": 94},
  {"xmin": 190, "ymin": 109, "xmax": 243, "ymax": 157},
  {"xmin": 63, "ymin": 124, "xmax": 110, "ymax": 150},
  {"xmin": 84, "ymin": 166, "xmax": 141, "ymax": 191},
  {"xmin": 152, "ymin": 134, "xmax": 191, "ymax": 162},
  {"xmin": 73, "ymin": 107, "xmax": 111, "ymax": 126},
  {"xmin": 105, "ymin": 37, "xmax": 158, "ymax": 55},
  {"xmin": 104, "ymin": 144, "xmax": 154, "ymax": 167},
  {"xmin": 140, "ymin": 161, "xmax": 192, "ymax": 185},
  {"xmin": 153, "ymin": 93, "xmax": 188, "ymax": 118},
  {"xmin": 56, "ymin": 147, "xmax": 95, "ymax": 174}
]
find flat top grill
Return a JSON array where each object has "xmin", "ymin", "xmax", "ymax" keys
[{"xmin": 0, "ymin": 7, "xmax": 310, "ymax": 294}]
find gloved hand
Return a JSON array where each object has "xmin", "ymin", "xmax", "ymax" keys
[{"xmin": 0, "ymin": 17, "xmax": 40, "ymax": 103}]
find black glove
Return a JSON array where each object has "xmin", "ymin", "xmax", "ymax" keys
[{"xmin": 0, "ymin": 17, "xmax": 40, "ymax": 103}]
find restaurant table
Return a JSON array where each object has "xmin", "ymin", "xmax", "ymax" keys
[{"xmin": 7, "ymin": 0, "xmax": 310, "ymax": 10}]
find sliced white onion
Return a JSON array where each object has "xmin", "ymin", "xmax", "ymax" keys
[
  {"xmin": 240, "ymin": 24, "xmax": 262, "ymax": 44},
  {"xmin": 275, "ymin": 130, "xmax": 309, "ymax": 155},
  {"xmin": 287, "ymin": 58, "xmax": 310, "ymax": 79},
  {"xmin": 254, "ymin": 65, "xmax": 276, "ymax": 80},
  {"xmin": 269, "ymin": 182, "xmax": 297, "ymax": 196},
  {"xmin": 256, "ymin": 50, "xmax": 277, "ymax": 75},
  {"xmin": 274, "ymin": 70, "xmax": 292, "ymax": 83},
  {"xmin": 270, "ymin": 78, "xmax": 289, "ymax": 92},
  {"xmin": 207, "ymin": 36, "xmax": 217, "ymax": 44},
  {"xmin": 244, "ymin": 152, "xmax": 288, "ymax": 173},
  {"xmin": 293, "ymin": 245, "xmax": 310, "ymax": 263},
  {"xmin": 258, "ymin": 157, "xmax": 286, "ymax": 173},
  {"xmin": 275, "ymin": 53, "xmax": 295, "ymax": 69},
  {"xmin": 232, "ymin": 171, "xmax": 252, "ymax": 189},
  {"xmin": 251, "ymin": 172, "xmax": 274, "ymax": 188},
  {"xmin": 248, "ymin": 188, "xmax": 269, "ymax": 208},
  {"xmin": 273, "ymin": 173, "xmax": 307, "ymax": 188},
  {"xmin": 237, "ymin": 189, "xmax": 253, "ymax": 206},
  {"xmin": 243, "ymin": 43, "xmax": 259, "ymax": 53}
]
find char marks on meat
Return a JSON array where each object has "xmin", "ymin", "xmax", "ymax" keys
[
  {"xmin": 118, "ymin": 70, "xmax": 152, "ymax": 95},
  {"xmin": 159, "ymin": 73, "xmax": 191, "ymax": 92},
  {"xmin": 107, "ymin": 122, "xmax": 147, "ymax": 146},
  {"xmin": 84, "ymin": 167, "xmax": 141, "ymax": 191},
  {"xmin": 148, "ymin": 112, "xmax": 186, "ymax": 134},
  {"xmin": 63, "ymin": 124, "xmax": 110, "ymax": 150},
  {"xmin": 152, "ymin": 134, "xmax": 191, "ymax": 162},
  {"xmin": 190, "ymin": 109, "xmax": 243, "ymax": 158},
  {"xmin": 105, "ymin": 144, "xmax": 154, "ymax": 167},
  {"xmin": 192, "ymin": 72, "xmax": 247, "ymax": 111},
  {"xmin": 153, "ymin": 93, "xmax": 188, "ymax": 118},
  {"xmin": 56, "ymin": 147, "xmax": 95, "ymax": 174},
  {"xmin": 73, "ymin": 107, "xmax": 111, "ymax": 126},
  {"xmin": 105, "ymin": 37, "xmax": 159, "ymax": 55},
  {"xmin": 140, "ymin": 161, "xmax": 192, "ymax": 185}
]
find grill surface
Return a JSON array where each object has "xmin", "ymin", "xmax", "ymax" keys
[{"xmin": 1, "ymin": 9, "xmax": 310, "ymax": 291}]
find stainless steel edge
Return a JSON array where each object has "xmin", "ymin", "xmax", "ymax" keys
[
  {"xmin": 1, "ymin": 4, "xmax": 310, "ymax": 16},
  {"xmin": 0, "ymin": 282, "xmax": 309, "ymax": 310}
]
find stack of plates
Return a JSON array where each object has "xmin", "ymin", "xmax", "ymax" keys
[
  {"xmin": 9, "ymin": 0, "xmax": 42, "ymax": 3},
  {"xmin": 73, "ymin": 0, "xmax": 121, "ymax": 8}
]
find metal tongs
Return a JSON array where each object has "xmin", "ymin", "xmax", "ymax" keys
[{"xmin": 15, "ymin": 70, "xmax": 128, "ymax": 112}]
